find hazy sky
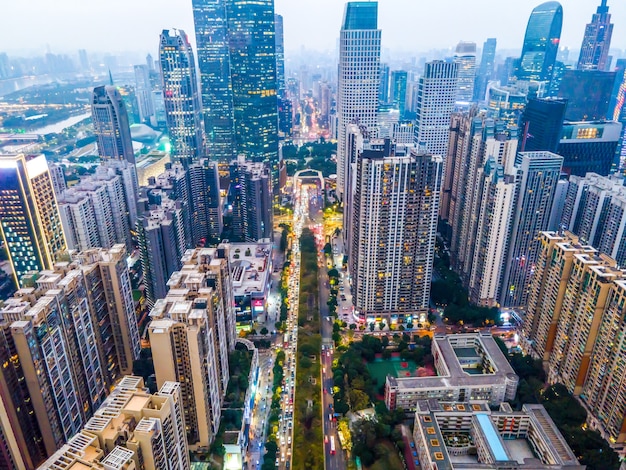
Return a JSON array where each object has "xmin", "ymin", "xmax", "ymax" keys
[{"xmin": 1, "ymin": 0, "xmax": 625, "ymax": 58}]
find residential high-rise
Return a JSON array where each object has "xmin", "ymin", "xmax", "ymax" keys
[
  {"xmin": 577, "ymin": 0, "xmax": 613, "ymax": 71},
  {"xmin": 515, "ymin": 2, "xmax": 563, "ymax": 82},
  {"xmin": 228, "ymin": 157, "xmax": 273, "ymax": 242},
  {"xmin": 188, "ymin": 159, "xmax": 224, "ymax": 245},
  {"xmin": 227, "ymin": 0, "xmax": 279, "ymax": 182},
  {"xmin": 350, "ymin": 145, "xmax": 443, "ymax": 325},
  {"xmin": 379, "ymin": 63, "xmax": 390, "ymax": 104},
  {"xmin": 336, "ymin": 1, "xmax": 381, "ymax": 199},
  {"xmin": 137, "ymin": 194, "xmax": 188, "ymax": 308},
  {"xmin": 0, "ymin": 154, "xmax": 67, "ymax": 288},
  {"xmin": 560, "ymin": 173, "xmax": 626, "ymax": 264},
  {"xmin": 191, "ymin": 0, "xmax": 236, "ymax": 163},
  {"xmin": 39, "ymin": 377, "xmax": 190, "ymax": 470},
  {"xmin": 91, "ymin": 85, "xmax": 135, "ymax": 166},
  {"xmin": 519, "ymin": 98, "xmax": 567, "ymax": 153},
  {"xmin": 473, "ymin": 38, "xmax": 497, "ymax": 101},
  {"xmin": 447, "ymin": 114, "xmax": 519, "ymax": 307},
  {"xmin": 159, "ymin": 29, "xmax": 204, "ymax": 165},
  {"xmin": 414, "ymin": 60, "xmax": 458, "ymax": 157},
  {"xmin": 453, "ymin": 41, "xmax": 477, "ymax": 103},
  {"xmin": 148, "ymin": 248, "xmax": 235, "ymax": 449},
  {"xmin": 500, "ymin": 151, "xmax": 563, "ymax": 307},
  {"xmin": 134, "ymin": 64, "xmax": 155, "ymax": 123},
  {"xmin": 274, "ymin": 14, "xmax": 285, "ymax": 94}
]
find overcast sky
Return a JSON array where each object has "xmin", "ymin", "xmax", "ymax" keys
[{"xmin": 1, "ymin": 0, "xmax": 625, "ymax": 58}]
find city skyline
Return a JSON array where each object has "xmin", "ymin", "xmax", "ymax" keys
[{"xmin": 2, "ymin": 0, "xmax": 626, "ymax": 58}]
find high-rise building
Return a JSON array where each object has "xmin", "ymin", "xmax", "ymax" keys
[
  {"xmin": 577, "ymin": 0, "xmax": 613, "ymax": 71},
  {"xmin": 447, "ymin": 114, "xmax": 518, "ymax": 307},
  {"xmin": 148, "ymin": 248, "xmax": 235, "ymax": 449},
  {"xmin": 473, "ymin": 38, "xmax": 497, "ymax": 101},
  {"xmin": 519, "ymin": 98, "xmax": 567, "ymax": 153},
  {"xmin": 414, "ymin": 60, "xmax": 458, "ymax": 157},
  {"xmin": 192, "ymin": 0, "xmax": 236, "ymax": 163},
  {"xmin": 134, "ymin": 64, "xmax": 155, "ymax": 124},
  {"xmin": 557, "ymin": 70, "xmax": 615, "ymax": 121},
  {"xmin": 350, "ymin": 145, "xmax": 443, "ymax": 325},
  {"xmin": 47, "ymin": 162, "xmax": 66, "ymax": 198},
  {"xmin": 38, "ymin": 377, "xmax": 190, "ymax": 470},
  {"xmin": 485, "ymin": 85, "xmax": 526, "ymax": 129},
  {"xmin": 227, "ymin": 0, "xmax": 279, "ymax": 181},
  {"xmin": 91, "ymin": 85, "xmax": 135, "ymax": 166},
  {"xmin": 515, "ymin": 2, "xmax": 563, "ymax": 82},
  {"xmin": 58, "ymin": 164, "xmax": 135, "ymax": 252},
  {"xmin": 137, "ymin": 194, "xmax": 188, "ymax": 308},
  {"xmin": 500, "ymin": 151, "xmax": 564, "ymax": 307},
  {"xmin": 0, "ymin": 154, "xmax": 67, "ymax": 288},
  {"xmin": 228, "ymin": 157, "xmax": 273, "ymax": 242},
  {"xmin": 274, "ymin": 13, "xmax": 285, "ymax": 94},
  {"xmin": 159, "ymin": 29, "xmax": 204, "ymax": 165},
  {"xmin": 453, "ymin": 41, "xmax": 477, "ymax": 103},
  {"xmin": 390, "ymin": 70, "xmax": 408, "ymax": 117},
  {"xmin": 557, "ymin": 120, "xmax": 622, "ymax": 176},
  {"xmin": 336, "ymin": 1, "xmax": 381, "ymax": 199},
  {"xmin": 188, "ymin": 159, "xmax": 223, "ymax": 245}
]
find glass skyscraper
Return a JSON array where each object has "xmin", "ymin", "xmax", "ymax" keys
[
  {"xmin": 275, "ymin": 13, "xmax": 285, "ymax": 95},
  {"xmin": 192, "ymin": 0, "xmax": 236, "ymax": 162},
  {"xmin": 473, "ymin": 38, "xmax": 497, "ymax": 101},
  {"xmin": 91, "ymin": 85, "xmax": 135, "ymax": 165},
  {"xmin": 577, "ymin": 0, "xmax": 613, "ymax": 71},
  {"xmin": 159, "ymin": 29, "xmax": 205, "ymax": 165},
  {"xmin": 515, "ymin": 1, "xmax": 563, "ymax": 82},
  {"xmin": 192, "ymin": 0, "xmax": 279, "ymax": 186},
  {"xmin": 336, "ymin": 1, "xmax": 381, "ymax": 199}
]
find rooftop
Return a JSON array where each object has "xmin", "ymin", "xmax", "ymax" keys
[{"xmin": 226, "ymin": 241, "xmax": 272, "ymax": 298}]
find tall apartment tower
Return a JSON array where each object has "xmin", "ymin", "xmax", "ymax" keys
[
  {"xmin": 188, "ymin": 159, "xmax": 224, "ymax": 245},
  {"xmin": 453, "ymin": 41, "xmax": 477, "ymax": 103},
  {"xmin": 148, "ymin": 248, "xmax": 235, "ymax": 449},
  {"xmin": 350, "ymin": 146, "xmax": 443, "ymax": 325},
  {"xmin": 39, "ymin": 377, "xmax": 190, "ymax": 470},
  {"xmin": 447, "ymin": 114, "xmax": 518, "ymax": 307},
  {"xmin": 515, "ymin": 1, "xmax": 563, "ymax": 82},
  {"xmin": 336, "ymin": 1, "xmax": 381, "ymax": 199},
  {"xmin": 500, "ymin": 151, "xmax": 564, "ymax": 307},
  {"xmin": 414, "ymin": 61, "xmax": 458, "ymax": 157},
  {"xmin": 473, "ymin": 38, "xmax": 497, "ymax": 101},
  {"xmin": 137, "ymin": 194, "xmax": 188, "ymax": 308},
  {"xmin": 134, "ymin": 64, "xmax": 155, "ymax": 123},
  {"xmin": 57, "ymin": 164, "xmax": 135, "ymax": 252},
  {"xmin": 91, "ymin": 85, "xmax": 135, "ymax": 166},
  {"xmin": 229, "ymin": 158, "xmax": 273, "ymax": 242},
  {"xmin": 577, "ymin": 0, "xmax": 613, "ymax": 71},
  {"xmin": 275, "ymin": 14, "xmax": 285, "ymax": 94},
  {"xmin": 0, "ymin": 154, "xmax": 67, "ymax": 288},
  {"xmin": 159, "ymin": 29, "xmax": 204, "ymax": 165}
]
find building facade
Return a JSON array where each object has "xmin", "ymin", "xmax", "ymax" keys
[
  {"xmin": 453, "ymin": 41, "xmax": 477, "ymax": 103},
  {"xmin": 350, "ymin": 146, "xmax": 442, "ymax": 325},
  {"xmin": 92, "ymin": 85, "xmax": 136, "ymax": 166},
  {"xmin": 159, "ymin": 29, "xmax": 204, "ymax": 165},
  {"xmin": 0, "ymin": 154, "xmax": 67, "ymax": 288},
  {"xmin": 577, "ymin": 0, "xmax": 613, "ymax": 71},
  {"xmin": 336, "ymin": 1, "xmax": 381, "ymax": 199}
]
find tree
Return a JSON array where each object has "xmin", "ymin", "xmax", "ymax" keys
[
  {"xmin": 369, "ymin": 323, "xmax": 375, "ymax": 332},
  {"xmin": 260, "ymin": 327, "xmax": 268, "ymax": 335},
  {"xmin": 349, "ymin": 323, "xmax": 357, "ymax": 330},
  {"xmin": 378, "ymin": 321, "xmax": 386, "ymax": 331},
  {"xmin": 407, "ymin": 322, "xmax": 414, "ymax": 330}
]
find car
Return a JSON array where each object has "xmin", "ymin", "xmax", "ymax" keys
[
  {"xmin": 412, "ymin": 451, "xmax": 417, "ymax": 457},
  {"xmin": 324, "ymin": 435, "xmax": 328, "ymax": 444},
  {"xmin": 410, "ymin": 442, "xmax": 415, "ymax": 448}
]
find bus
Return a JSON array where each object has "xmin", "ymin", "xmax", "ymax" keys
[
  {"xmin": 284, "ymin": 333, "xmax": 289, "ymax": 347},
  {"xmin": 330, "ymin": 436, "xmax": 336, "ymax": 455}
]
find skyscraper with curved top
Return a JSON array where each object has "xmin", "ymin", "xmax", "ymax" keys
[
  {"xmin": 159, "ymin": 29, "xmax": 204, "ymax": 165},
  {"xmin": 92, "ymin": 85, "xmax": 135, "ymax": 165},
  {"xmin": 515, "ymin": 1, "xmax": 563, "ymax": 82},
  {"xmin": 577, "ymin": 0, "xmax": 613, "ymax": 71}
]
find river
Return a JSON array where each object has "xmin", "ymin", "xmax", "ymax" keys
[{"xmin": 30, "ymin": 112, "xmax": 92, "ymax": 135}]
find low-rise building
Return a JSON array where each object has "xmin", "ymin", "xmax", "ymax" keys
[
  {"xmin": 220, "ymin": 241, "xmax": 273, "ymax": 324},
  {"xmin": 413, "ymin": 400, "xmax": 584, "ymax": 469},
  {"xmin": 385, "ymin": 333, "xmax": 518, "ymax": 411}
]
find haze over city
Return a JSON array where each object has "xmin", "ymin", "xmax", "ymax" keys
[{"xmin": 2, "ymin": 0, "xmax": 625, "ymax": 55}]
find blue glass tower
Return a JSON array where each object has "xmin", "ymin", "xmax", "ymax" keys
[{"xmin": 516, "ymin": 2, "xmax": 563, "ymax": 82}]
